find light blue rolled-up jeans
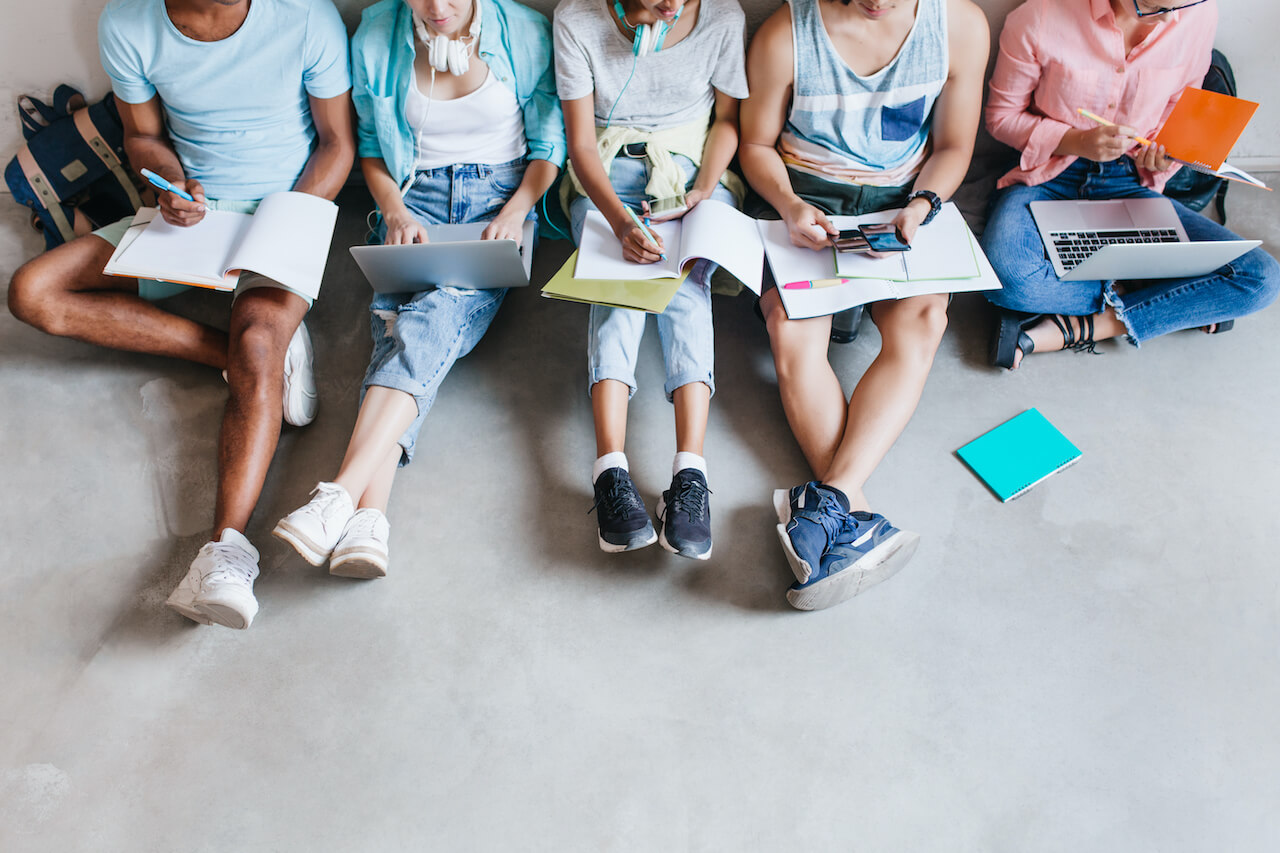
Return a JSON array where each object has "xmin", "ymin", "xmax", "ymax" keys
[
  {"xmin": 569, "ymin": 154, "xmax": 736, "ymax": 400},
  {"xmin": 981, "ymin": 157, "xmax": 1280, "ymax": 345}
]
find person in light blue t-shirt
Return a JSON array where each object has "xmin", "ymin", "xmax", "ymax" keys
[{"xmin": 7, "ymin": 0, "xmax": 355, "ymax": 632}]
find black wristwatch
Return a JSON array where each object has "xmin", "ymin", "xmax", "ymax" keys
[{"xmin": 906, "ymin": 189, "xmax": 942, "ymax": 225}]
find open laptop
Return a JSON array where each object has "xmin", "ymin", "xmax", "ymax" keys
[
  {"xmin": 1029, "ymin": 198, "xmax": 1259, "ymax": 281},
  {"xmin": 349, "ymin": 220, "xmax": 535, "ymax": 292}
]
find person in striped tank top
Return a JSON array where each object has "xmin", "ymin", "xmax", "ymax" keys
[{"xmin": 739, "ymin": 0, "xmax": 988, "ymax": 611}]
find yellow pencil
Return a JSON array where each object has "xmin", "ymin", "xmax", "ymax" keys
[{"xmin": 1076, "ymin": 108, "xmax": 1155, "ymax": 147}]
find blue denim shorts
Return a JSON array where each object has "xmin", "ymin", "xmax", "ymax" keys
[
  {"xmin": 364, "ymin": 157, "xmax": 531, "ymax": 464},
  {"xmin": 569, "ymin": 155, "xmax": 735, "ymax": 400}
]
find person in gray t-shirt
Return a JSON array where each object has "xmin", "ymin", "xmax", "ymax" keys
[{"xmin": 553, "ymin": 0, "xmax": 746, "ymax": 561}]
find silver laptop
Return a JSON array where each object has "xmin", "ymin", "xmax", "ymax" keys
[
  {"xmin": 349, "ymin": 220, "xmax": 535, "ymax": 292},
  {"xmin": 1029, "ymin": 198, "xmax": 1259, "ymax": 281}
]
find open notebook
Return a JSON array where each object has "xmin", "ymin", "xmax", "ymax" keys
[
  {"xmin": 760, "ymin": 202, "xmax": 1001, "ymax": 320},
  {"xmin": 103, "ymin": 191, "xmax": 339, "ymax": 299},
  {"xmin": 575, "ymin": 200, "xmax": 763, "ymax": 293}
]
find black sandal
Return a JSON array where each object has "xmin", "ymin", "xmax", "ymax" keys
[
  {"xmin": 991, "ymin": 310, "xmax": 1043, "ymax": 369},
  {"xmin": 992, "ymin": 311, "xmax": 1100, "ymax": 369},
  {"xmin": 1203, "ymin": 319, "xmax": 1235, "ymax": 334},
  {"xmin": 1047, "ymin": 314, "xmax": 1100, "ymax": 355}
]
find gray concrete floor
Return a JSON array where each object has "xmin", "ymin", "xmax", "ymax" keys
[{"xmin": 2, "ymin": 178, "xmax": 1278, "ymax": 852}]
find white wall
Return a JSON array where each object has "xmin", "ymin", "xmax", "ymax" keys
[{"xmin": 3, "ymin": 0, "xmax": 1277, "ymax": 178}]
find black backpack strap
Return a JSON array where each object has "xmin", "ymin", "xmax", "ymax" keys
[
  {"xmin": 52, "ymin": 85, "xmax": 87, "ymax": 116},
  {"xmin": 17, "ymin": 95, "xmax": 57, "ymax": 139},
  {"xmin": 72, "ymin": 106, "xmax": 145, "ymax": 212}
]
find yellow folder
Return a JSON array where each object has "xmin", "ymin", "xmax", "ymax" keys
[{"xmin": 540, "ymin": 250, "xmax": 688, "ymax": 314}]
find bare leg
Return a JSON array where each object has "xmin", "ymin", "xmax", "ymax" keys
[
  {"xmin": 213, "ymin": 288, "xmax": 309, "ymax": 532},
  {"xmin": 8, "ymin": 233, "xmax": 227, "ymax": 367},
  {"xmin": 761, "ymin": 288, "xmax": 847, "ymax": 478},
  {"xmin": 355, "ymin": 444, "xmax": 404, "ymax": 513},
  {"xmin": 672, "ymin": 381, "xmax": 710, "ymax": 456},
  {"xmin": 1017, "ymin": 308, "xmax": 1127, "ymax": 367},
  {"xmin": 821, "ymin": 294, "xmax": 949, "ymax": 511},
  {"xmin": 592, "ymin": 379, "xmax": 630, "ymax": 456},
  {"xmin": 331, "ymin": 385, "xmax": 418, "ymax": 507}
]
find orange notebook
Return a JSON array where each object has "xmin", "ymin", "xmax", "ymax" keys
[{"xmin": 1154, "ymin": 87, "xmax": 1268, "ymax": 190}]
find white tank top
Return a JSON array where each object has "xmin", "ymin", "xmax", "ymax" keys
[{"xmin": 407, "ymin": 67, "xmax": 527, "ymax": 170}]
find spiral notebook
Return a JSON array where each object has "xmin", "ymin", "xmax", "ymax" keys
[
  {"xmin": 957, "ymin": 409, "xmax": 1082, "ymax": 502},
  {"xmin": 1153, "ymin": 87, "xmax": 1268, "ymax": 190}
]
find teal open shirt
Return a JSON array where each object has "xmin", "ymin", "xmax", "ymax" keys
[{"xmin": 351, "ymin": 0, "xmax": 567, "ymax": 189}]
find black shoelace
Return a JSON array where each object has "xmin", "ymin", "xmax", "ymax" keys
[
  {"xmin": 589, "ymin": 477, "xmax": 646, "ymax": 519},
  {"xmin": 668, "ymin": 478, "xmax": 711, "ymax": 522}
]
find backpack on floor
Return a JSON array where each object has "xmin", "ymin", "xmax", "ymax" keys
[
  {"xmin": 4, "ymin": 84, "xmax": 149, "ymax": 249},
  {"xmin": 1162, "ymin": 49, "xmax": 1236, "ymax": 224}
]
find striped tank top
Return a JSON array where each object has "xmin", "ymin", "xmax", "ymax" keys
[{"xmin": 779, "ymin": 0, "xmax": 948, "ymax": 186}]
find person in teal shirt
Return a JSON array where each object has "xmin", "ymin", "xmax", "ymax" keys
[{"xmin": 273, "ymin": 0, "xmax": 564, "ymax": 580}]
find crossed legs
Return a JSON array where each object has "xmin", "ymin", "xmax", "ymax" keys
[{"xmin": 761, "ymin": 289, "xmax": 948, "ymax": 510}]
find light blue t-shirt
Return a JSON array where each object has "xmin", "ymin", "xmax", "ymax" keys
[{"xmin": 98, "ymin": 0, "xmax": 351, "ymax": 202}]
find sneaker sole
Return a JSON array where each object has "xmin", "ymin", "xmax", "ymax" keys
[
  {"xmin": 656, "ymin": 498, "xmax": 712, "ymax": 560},
  {"xmin": 786, "ymin": 530, "xmax": 921, "ymax": 611},
  {"xmin": 598, "ymin": 527, "xmax": 657, "ymax": 553},
  {"xmin": 282, "ymin": 326, "xmax": 318, "ymax": 428},
  {"xmin": 194, "ymin": 593, "xmax": 258, "ymax": 630},
  {"xmin": 272, "ymin": 521, "xmax": 331, "ymax": 566},
  {"xmin": 773, "ymin": 489, "xmax": 817, "ymax": 583},
  {"xmin": 165, "ymin": 595, "xmax": 212, "ymax": 625},
  {"xmin": 330, "ymin": 549, "xmax": 387, "ymax": 579}
]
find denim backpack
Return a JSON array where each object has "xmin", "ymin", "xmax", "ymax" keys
[
  {"xmin": 1162, "ymin": 50, "xmax": 1236, "ymax": 224},
  {"xmin": 5, "ymin": 84, "xmax": 149, "ymax": 249}
]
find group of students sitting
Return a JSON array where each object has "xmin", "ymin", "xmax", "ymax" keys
[{"xmin": 7, "ymin": 0, "xmax": 1278, "ymax": 627}]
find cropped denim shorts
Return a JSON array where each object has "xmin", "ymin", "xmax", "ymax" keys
[{"xmin": 364, "ymin": 157, "xmax": 530, "ymax": 464}]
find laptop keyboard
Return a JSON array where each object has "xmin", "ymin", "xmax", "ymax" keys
[{"xmin": 1051, "ymin": 229, "xmax": 1180, "ymax": 270}]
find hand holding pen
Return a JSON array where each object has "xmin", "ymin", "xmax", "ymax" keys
[
  {"xmin": 1074, "ymin": 108, "xmax": 1171, "ymax": 170},
  {"xmin": 618, "ymin": 203, "xmax": 666, "ymax": 264},
  {"xmin": 140, "ymin": 167, "xmax": 207, "ymax": 227}
]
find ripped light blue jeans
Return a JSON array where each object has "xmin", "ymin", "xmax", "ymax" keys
[
  {"xmin": 365, "ymin": 157, "xmax": 528, "ymax": 464},
  {"xmin": 569, "ymin": 154, "xmax": 736, "ymax": 399},
  {"xmin": 981, "ymin": 158, "xmax": 1280, "ymax": 345}
]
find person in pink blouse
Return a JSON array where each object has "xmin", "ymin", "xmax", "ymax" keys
[{"xmin": 981, "ymin": 0, "xmax": 1279, "ymax": 369}]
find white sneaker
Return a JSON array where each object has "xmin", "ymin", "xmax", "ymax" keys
[
  {"xmin": 165, "ymin": 562, "xmax": 213, "ymax": 625},
  {"xmin": 190, "ymin": 529, "xmax": 261, "ymax": 630},
  {"xmin": 282, "ymin": 321, "xmax": 318, "ymax": 427},
  {"xmin": 330, "ymin": 508, "xmax": 390, "ymax": 579},
  {"xmin": 272, "ymin": 481, "xmax": 355, "ymax": 566}
]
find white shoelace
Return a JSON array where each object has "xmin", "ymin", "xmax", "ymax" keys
[
  {"xmin": 305, "ymin": 483, "xmax": 351, "ymax": 522},
  {"xmin": 345, "ymin": 511, "xmax": 385, "ymax": 542},
  {"xmin": 203, "ymin": 544, "xmax": 258, "ymax": 586}
]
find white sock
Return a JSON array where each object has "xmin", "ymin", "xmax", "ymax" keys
[
  {"xmin": 593, "ymin": 452, "xmax": 629, "ymax": 483},
  {"xmin": 673, "ymin": 451, "xmax": 707, "ymax": 478}
]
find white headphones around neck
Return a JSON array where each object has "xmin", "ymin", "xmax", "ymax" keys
[
  {"xmin": 413, "ymin": 1, "xmax": 482, "ymax": 76},
  {"xmin": 612, "ymin": 0, "xmax": 681, "ymax": 57}
]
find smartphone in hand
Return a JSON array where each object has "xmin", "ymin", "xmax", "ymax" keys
[
  {"xmin": 833, "ymin": 228, "xmax": 871, "ymax": 253},
  {"xmin": 860, "ymin": 222, "xmax": 911, "ymax": 252}
]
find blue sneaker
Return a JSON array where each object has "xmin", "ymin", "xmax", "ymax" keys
[
  {"xmin": 786, "ymin": 512, "xmax": 920, "ymax": 611},
  {"xmin": 657, "ymin": 468, "xmax": 712, "ymax": 560},
  {"xmin": 590, "ymin": 467, "xmax": 657, "ymax": 552},
  {"xmin": 772, "ymin": 482, "xmax": 849, "ymax": 583}
]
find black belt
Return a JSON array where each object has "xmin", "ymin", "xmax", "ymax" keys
[{"xmin": 620, "ymin": 142, "xmax": 648, "ymax": 158}]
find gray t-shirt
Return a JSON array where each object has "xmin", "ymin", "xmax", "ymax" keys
[{"xmin": 553, "ymin": 0, "xmax": 748, "ymax": 131}]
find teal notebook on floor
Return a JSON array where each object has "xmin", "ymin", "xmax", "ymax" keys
[{"xmin": 957, "ymin": 408, "xmax": 1082, "ymax": 502}]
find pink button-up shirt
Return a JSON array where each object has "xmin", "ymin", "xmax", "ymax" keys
[{"xmin": 986, "ymin": 0, "xmax": 1217, "ymax": 191}]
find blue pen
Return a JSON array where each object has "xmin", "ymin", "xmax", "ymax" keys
[
  {"xmin": 624, "ymin": 206, "xmax": 667, "ymax": 261},
  {"xmin": 139, "ymin": 168, "xmax": 197, "ymax": 203}
]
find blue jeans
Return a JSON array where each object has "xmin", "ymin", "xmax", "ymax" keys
[
  {"xmin": 569, "ymin": 155, "xmax": 736, "ymax": 400},
  {"xmin": 365, "ymin": 157, "xmax": 528, "ymax": 464},
  {"xmin": 981, "ymin": 158, "xmax": 1280, "ymax": 345}
]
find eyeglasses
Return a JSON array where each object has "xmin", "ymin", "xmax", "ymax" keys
[{"xmin": 1132, "ymin": 0, "xmax": 1209, "ymax": 17}]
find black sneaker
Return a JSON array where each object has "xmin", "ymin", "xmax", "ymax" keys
[
  {"xmin": 656, "ymin": 468, "xmax": 713, "ymax": 560},
  {"xmin": 590, "ymin": 467, "xmax": 657, "ymax": 552}
]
